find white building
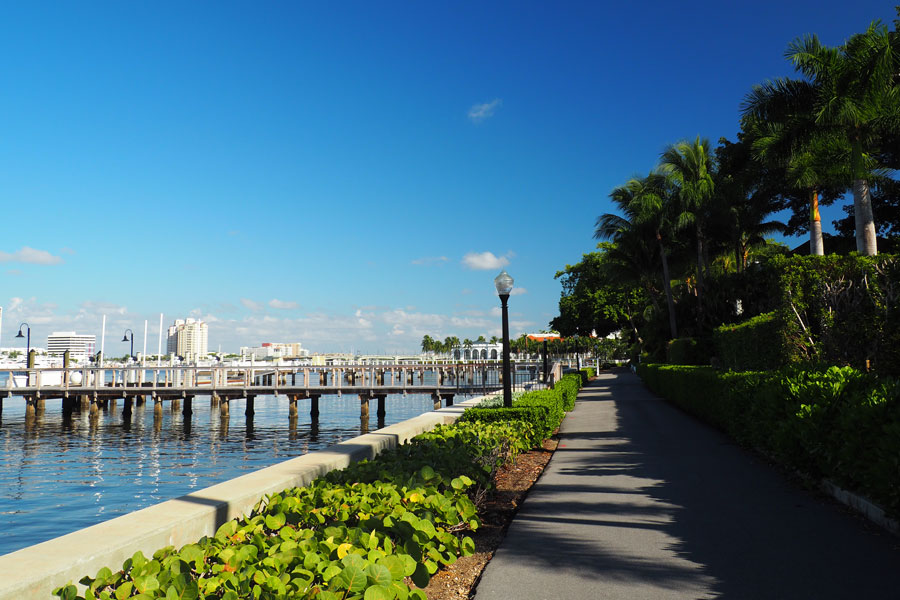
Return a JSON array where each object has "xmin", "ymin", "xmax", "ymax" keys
[
  {"xmin": 452, "ymin": 342, "xmax": 502, "ymax": 360},
  {"xmin": 240, "ymin": 342, "xmax": 309, "ymax": 361},
  {"xmin": 166, "ymin": 318, "xmax": 208, "ymax": 363},
  {"xmin": 47, "ymin": 331, "xmax": 96, "ymax": 360}
]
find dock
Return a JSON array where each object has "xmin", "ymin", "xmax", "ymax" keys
[{"xmin": 1, "ymin": 361, "xmax": 556, "ymax": 422}]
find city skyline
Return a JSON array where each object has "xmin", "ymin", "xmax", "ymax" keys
[{"xmin": 1, "ymin": 2, "xmax": 895, "ymax": 353}]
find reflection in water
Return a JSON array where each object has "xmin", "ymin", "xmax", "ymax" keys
[{"xmin": 0, "ymin": 392, "xmax": 455, "ymax": 556}]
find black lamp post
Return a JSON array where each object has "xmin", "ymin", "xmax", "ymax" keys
[
  {"xmin": 15, "ymin": 322, "xmax": 31, "ymax": 359},
  {"xmin": 122, "ymin": 329, "xmax": 135, "ymax": 361},
  {"xmin": 494, "ymin": 270, "xmax": 514, "ymax": 407}
]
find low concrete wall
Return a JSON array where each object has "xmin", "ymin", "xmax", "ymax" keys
[{"xmin": 0, "ymin": 398, "xmax": 481, "ymax": 600}]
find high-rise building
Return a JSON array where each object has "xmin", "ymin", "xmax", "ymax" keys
[
  {"xmin": 166, "ymin": 318, "xmax": 208, "ymax": 362},
  {"xmin": 47, "ymin": 332, "xmax": 96, "ymax": 360}
]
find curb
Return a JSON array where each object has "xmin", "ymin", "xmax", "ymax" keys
[{"xmin": 820, "ymin": 480, "xmax": 900, "ymax": 536}]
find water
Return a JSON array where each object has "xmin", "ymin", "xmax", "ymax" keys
[{"xmin": 0, "ymin": 392, "xmax": 460, "ymax": 556}]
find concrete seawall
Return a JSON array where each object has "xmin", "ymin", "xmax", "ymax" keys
[{"xmin": 0, "ymin": 397, "xmax": 483, "ymax": 599}]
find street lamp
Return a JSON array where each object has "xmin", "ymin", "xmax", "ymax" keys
[
  {"xmin": 494, "ymin": 270, "xmax": 514, "ymax": 408},
  {"xmin": 122, "ymin": 329, "xmax": 135, "ymax": 361},
  {"xmin": 15, "ymin": 322, "xmax": 31, "ymax": 360}
]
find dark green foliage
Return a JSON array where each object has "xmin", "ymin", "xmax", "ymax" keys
[
  {"xmin": 774, "ymin": 254, "xmax": 900, "ymax": 374},
  {"xmin": 666, "ymin": 337, "xmax": 711, "ymax": 365},
  {"xmin": 712, "ymin": 312, "xmax": 787, "ymax": 370},
  {"xmin": 637, "ymin": 363, "xmax": 900, "ymax": 516},
  {"xmin": 579, "ymin": 367, "xmax": 596, "ymax": 384},
  {"xmin": 53, "ymin": 376, "xmax": 584, "ymax": 600}
]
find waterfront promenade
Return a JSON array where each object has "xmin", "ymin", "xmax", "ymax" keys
[{"xmin": 475, "ymin": 371, "xmax": 900, "ymax": 599}]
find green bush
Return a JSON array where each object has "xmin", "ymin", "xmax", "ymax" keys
[
  {"xmin": 580, "ymin": 367, "xmax": 596, "ymax": 383},
  {"xmin": 637, "ymin": 363, "xmax": 900, "ymax": 517},
  {"xmin": 666, "ymin": 337, "xmax": 711, "ymax": 365},
  {"xmin": 712, "ymin": 312, "xmax": 787, "ymax": 371},
  {"xmin": 459, "ymin": 373, "xmax": 583, "ymax": 442},
  {"xmin": 53, "ymin": 378, "xmax": 585, "ymax": 600},
  {"xmin": 772, "ymin": 254, "xmax": 900, "ymax": 374}
]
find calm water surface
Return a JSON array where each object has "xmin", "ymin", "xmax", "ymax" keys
[{"xmin": 0, "ymin": 392, "xmax": 458, "ymax": 556}]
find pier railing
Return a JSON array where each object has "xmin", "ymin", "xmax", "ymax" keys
[{"xmin": 0, "ymin": 361, "xmax": 553, "ymax": 399}]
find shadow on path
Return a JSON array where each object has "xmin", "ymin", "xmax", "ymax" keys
[{"xmin": 475, "ymin": 371, "xmax": 900, "ymax": 599}]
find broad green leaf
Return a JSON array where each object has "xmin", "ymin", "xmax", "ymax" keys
[
  {"xmin": 335, "ymin": 565, "xmax": 367, "ymax": 593},
  {"xmin": 377, "ymin": 556, "xmax": 407, "ymax": 580},
  {"xmin": 133, "ymin": 575, "xmax": 159, "ymax": 595},
  {"xmin": 411, "ymin": 562, "xmax": 430, "ymax": 588},
  {"xmin": 265, "ymin": 512, "xmax": 286, "ymax": 531},
  {"xmin": 215, "ymin": 520, "xmax": 237, "ymax": 540},
  {"xmin": 341, "ymin": 553, "xmax": 365, "ymax": 569},
  {"xmin": 367, "ymin": 564, "xmax": 392, "ymax": 587},
  {"xmin": 114, "ymin": 582, "xmax": 133, "ymax": 600},
  {"xmin": 390, "ymin": 581, "xmax": 409, "ymax": 600},
  {"xmin": 398, "ymin": 554, "xmax": 417, "ymax": 577},
  {"xmin": 461, "ymin": 536, "xmax": 475, "ymax": 555},
  {"xmin": 364, "ymin": 584, "xmax": 394, "ymax": 600},
  {"xmin": 179, "ymin": 545, "xmax": 204, "ymax": 566},
  {"xmin": 322, "ymin": 564, "xmax": 342, "ymax": 581},
  {"xmin": 418, "ymin": 466, "xmax": 435, "ymax": 481}
]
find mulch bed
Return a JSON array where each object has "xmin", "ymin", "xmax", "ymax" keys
[{"xmin": 421, "ymin": 436, "xmax": 558, "ymax": 600}]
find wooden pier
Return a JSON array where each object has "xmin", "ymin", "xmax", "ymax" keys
[{"xmin": 0, "ymin": 361, "xmax": 553, "ymax": 422}]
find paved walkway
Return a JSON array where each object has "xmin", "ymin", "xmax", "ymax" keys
[{"xmin": 474, "ymin": 370, "xmax": 900, "ymax": 599}]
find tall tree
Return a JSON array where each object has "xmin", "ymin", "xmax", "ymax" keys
[
  {"xmin": 784, "ymin": 22, "xmax": 899, "ymax": 254},
  {"xmin": 740, "ymin": 80, "xmax": 850, "ymax": 255},
  {"xmin": 598, "ymin": 173, "xmax": 680, "ymax": 339},
  {"xmin": 659, "ymin": 137, "xmax": 716, "ymax": 311}
]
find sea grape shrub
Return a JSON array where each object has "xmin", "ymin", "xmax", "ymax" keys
[{"xmin": 53, "ymin": 410, "xmax": 563, "ymax": 600}]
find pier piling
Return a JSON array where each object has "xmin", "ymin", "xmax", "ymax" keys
[{"xmin": 359, "ymin": 394, "xmax": 370, "ymax": 420}]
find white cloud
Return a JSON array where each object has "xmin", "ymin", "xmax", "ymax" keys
[
  {"xmin": 468, "ymin": 98, "xmax": 502, "ymax": 123},
  {"xmin": 462, "ymin": 251, "xmax": 510, "ymax": 270},
  {"xmin": 240, "ymin": 298, "xmax": 262, "ymax": 312},
  {"xmin": 0, "ymin": 246, "xmax": 63, "ymax": 265},
  {"xmin": 269, "ymin": 299, "xmax": 299, "ymax": 310},
  {"xmin": 510, "ymin": 287, "xmax": 527, "ymax": 296}
]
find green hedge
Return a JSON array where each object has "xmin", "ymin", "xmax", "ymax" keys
[
  {"xmin": 53, "ymin": 377, "xmax": 584, "ymax": 600},
  {"xmin": 666, "ymin": 337, "xmax": 711, "ymax": 365},
  {"xmin": 459, "ymin": 373, "xmax": 583, "ymax": 443},
  {"xmin": 712, "ymin": 312, "xmax": 786, "ymax": 371},
  {"xmin": 637, "ymin": 363, "xmax": 900, "ymax": 517}
]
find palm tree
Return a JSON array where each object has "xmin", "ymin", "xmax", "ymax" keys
[
  {"xmin": 659, "ymin": 137, "xmax": 716, "ymax": 310},
  {"xmin": 783, "ymin": 22, "xmax": 899, "ymax": 254},
  {"xmin": 598, "ymin": 173, "xmax": 679, "ymax": 339}
]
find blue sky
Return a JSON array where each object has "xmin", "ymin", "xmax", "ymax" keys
[{"xmin": 0, "ymin": 1, "xmax": 895, "ymax": 354}]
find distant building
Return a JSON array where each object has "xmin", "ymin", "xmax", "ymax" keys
[
  {"xmin": 166, "ymin": 318, "xmax": 208, "ymax": 362},
  {"xmin": 240, "ymin": 342, "xmax": 309, "ymax": 361},
  {"xmin": 452, "ymin": 342, "xmax": 502, "ymax": 360},
  {"xmin": 47, "ymin": 332, "xmax": 96, "ymax": 360}
]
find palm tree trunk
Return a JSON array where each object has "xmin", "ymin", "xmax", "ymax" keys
[
  {"xmin": 810, "ymin": 189, "xmax": 824, "ymax": 256},
  {"xmin": 658, "ymin": 235, "xmax": 677, "ymax": 339},
  {"xmin": 695, "ymin": 225, "xmax": 705, "ymax": 311},
  {"xmin": 853, "ymin": 179, "xmax": 878, "ymax": 255}
]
